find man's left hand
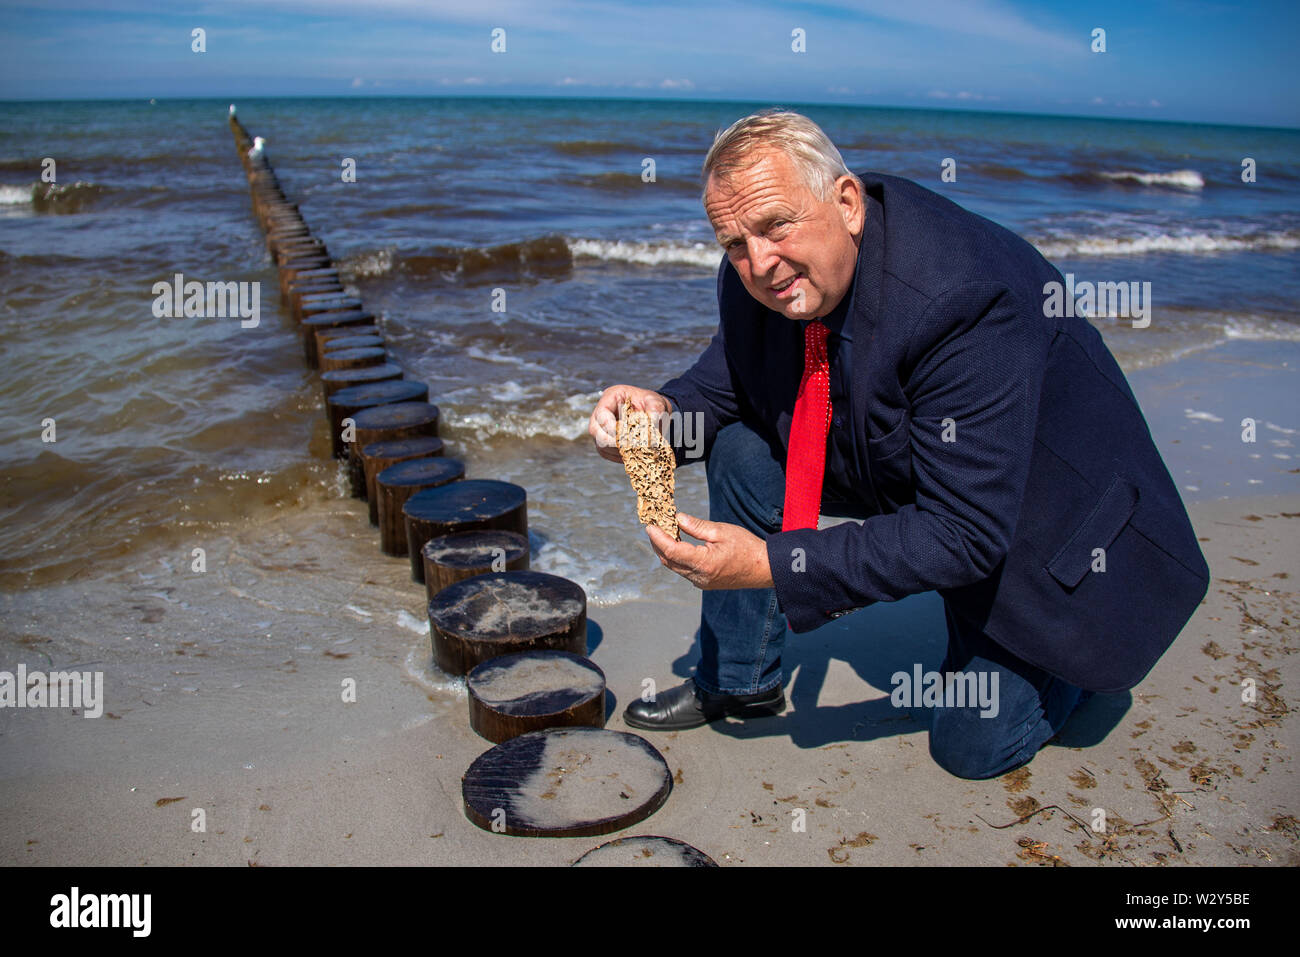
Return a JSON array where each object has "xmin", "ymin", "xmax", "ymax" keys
[{"xmin": 646, "ymin": 513, "xmax": 775, "ymax": 590}]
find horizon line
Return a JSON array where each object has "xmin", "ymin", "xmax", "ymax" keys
[{"xmin": 2, "ymin": 91, "xmax": 1296, "ymax": 134}]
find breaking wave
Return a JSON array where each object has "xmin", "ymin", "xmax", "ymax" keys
[
  {"xmin": 569, "ymin": 238, "xmax": 720, "ymax": 268},
  {"xmin": 18, "ymin": 181, "xmax": 107, "ymax": 213},
  {"xmin": 1096, "ymin": 169, "xmax": 1205, "ymax": 190},
  {"xmin": 443, "ymin": 391, "xmax": 601, "ymax": 443},
  {"xmin": 340, "ymin": 225, "xmax": 1300, "ymax": 279},
  {"xmin": 1034, "ymin": 229, "xmax": 1300, "ymax": 258},
  {"xmin": 337, "ymin": 235, "xmax": 573, "ymax": 283}
]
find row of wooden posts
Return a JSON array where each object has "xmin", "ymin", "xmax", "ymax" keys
[{"xmin": 227, "ymin": 113, "xmax": 707, "ymax": 853}]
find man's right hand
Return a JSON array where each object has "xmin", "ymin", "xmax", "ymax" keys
[{"xmin": 588, "ymin": 385, "xmax": 673, "ymax": 463}]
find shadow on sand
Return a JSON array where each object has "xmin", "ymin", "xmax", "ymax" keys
[{"xmin": 659, "ymin": 591, "xmax": 1130, "ymax": 756}]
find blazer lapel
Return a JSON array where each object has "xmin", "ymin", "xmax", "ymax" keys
[{"xmin": 850, "ymin": 184, "xmax": 885, "ymax": 510}]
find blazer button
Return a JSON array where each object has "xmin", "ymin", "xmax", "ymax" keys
[{"xmin": 833, "ymin": 414, "xmax": 844, "ymax": 429}]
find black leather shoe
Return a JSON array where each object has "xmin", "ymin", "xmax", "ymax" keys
[{"xmin": 623, "ymin": 678, "xmax": 785, "ymax": 731}]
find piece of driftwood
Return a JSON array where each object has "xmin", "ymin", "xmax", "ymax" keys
[
  {"xmin": 376, "ymin": 457, "xmax": 465, "ymax": 555},
  {"xmin": 616, "ymin": 400, "xmax": 678, "ymax": 540},
  {"xmin": 422, "ymin": 529, "xmax": 529, "ymax": 602},
  {"xmin": 467, "ymin": 650, "xmax": 605, "ymax": 743},
  {"xmin": 403, "ymin": 479, "xmax": 527, "ymax": 583},
  {"xmin": 571, "ymin": 835, "xmax": 718, "ymax": 867},
  {"xmin": 462, "ymin": 727, "xmax": 671, "ymax": 838},
  {"xmin": 428, "ymin": 569, "xmax": 580, "ymax": 675}
]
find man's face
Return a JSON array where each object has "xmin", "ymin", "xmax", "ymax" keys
[{"xmin": 705, "ymin": 147, "xmax": 864, "ymax": 320}]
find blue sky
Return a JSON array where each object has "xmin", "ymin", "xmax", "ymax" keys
[{"xmin": 1, "ymin": 0, "xmax": 1296, "ymax": 127}]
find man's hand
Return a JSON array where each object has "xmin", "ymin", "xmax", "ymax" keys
[
  {"xmin": 588, "ymin": 385, "xmax": 673, "ymax": 463},
  {"xmin": 646, "ymin": 513, "xmax": 775, "ymax": 590}
]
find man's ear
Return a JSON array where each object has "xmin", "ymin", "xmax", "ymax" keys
[{"xmin": 837, "ymin": 174, "xmax": 865, "ymax": 240}]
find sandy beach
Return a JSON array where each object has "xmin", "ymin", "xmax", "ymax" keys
[{"xmin": 2, "ymin": 337, "xmax": 1295, "ymax": 868}]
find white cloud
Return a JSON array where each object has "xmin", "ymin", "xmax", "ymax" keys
[
  {"xmin": 842, "ymin": 0, "xmax": 1080, "ymax": 56},
  {"xmin": 78, "ymin": 0, "xmax": 1081, "ymax": 57}
]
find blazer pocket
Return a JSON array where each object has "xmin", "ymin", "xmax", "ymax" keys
[
  {"xmin": 867, "ymin": 409, "xmax": 911, "ymax": 462},
  {"xmin": 1045, "ymin": 473, "xmax": 1140, "ymax": 589}
]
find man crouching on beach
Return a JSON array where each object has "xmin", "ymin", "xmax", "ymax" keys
[{"xmin": 587, "ymin": 109, "xmax": 1208, "ymax": 780}]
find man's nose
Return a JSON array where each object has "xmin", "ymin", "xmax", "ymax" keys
[{"xmin": 746, "ymin": 235, "xmax": 781, "ymax": 275}]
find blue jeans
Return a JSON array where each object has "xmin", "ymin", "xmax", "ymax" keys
[
  {"xmin": 928, "ymin": 602, "xmax": 1088, "ymax": 779},
  {"xmin": 699, "ymin": 419, "xmax": 1087, "ymax": 779}
]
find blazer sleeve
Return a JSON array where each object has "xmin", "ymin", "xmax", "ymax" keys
[
  {"xmin": 656, "ymin": 259, "xmax": 746, "ymax": 466},
  {"xmin": 767, "ymin": 282, "xmax": 1050, "ymax": 632}
]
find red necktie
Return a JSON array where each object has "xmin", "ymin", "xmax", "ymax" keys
[{"xmin": 783, "ymin": 319, "xmax": 831, "ymax": 532}]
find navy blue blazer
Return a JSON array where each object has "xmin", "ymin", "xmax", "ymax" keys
[{"xmin": 658, "ymin": 171, "xmax": 1209, "ymax": 693}]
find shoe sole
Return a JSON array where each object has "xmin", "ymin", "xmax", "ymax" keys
[{"xmin": 622, "ymin": 712, "xmax": 709, "ymax": 732}]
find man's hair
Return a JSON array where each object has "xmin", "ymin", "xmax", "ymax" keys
[{"xmin": 701, "ymin": 108, "xmax": 860, "ymax": 203}]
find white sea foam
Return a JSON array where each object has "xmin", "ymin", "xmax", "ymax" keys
[
  {"xmin": 570, "ymin": 238, "xmax": 721, "ymax": 269},
  {"xmin": 395, "ymin": 609, "xmax": 429, "ymax": 635},
  {"xmin": 1184, "ymin": 409, "xmax": 1225, "ymax": 423},
  {"xmin": 326, "ymin": 461, "xmax": 351, "ymax": 498},
  {"xmin": 1099, "ymin": 169, "xmax": 1205, "ymax": 189},
  {"xmin": 1221, "ymin": 315, "xmax": 1300, "ymax": 343},
  {"xmin": 336, "ymin": 229, "xmax": 1292, "ymax": 272},
  {"xmin": 403, "ymin": 645, "xmax": 467, "ymax": 697},
  {"xmin": 445, "ymin": 391, "xmax": 602, "ymax": 442},
  {"xmin": 492, "ymin": 379, "xmax": 532, "ymax": 402},
  {"xmin": 341, "ymin": 248, "xmax": 394, "ymax": 278},
  {"xmin": 0, "ymin": 184, "xmax": 31, "ymax": 205},
  {"xmin": 1035, "ymin": 230, "xmax": 1300, "ymax": 259},
  {"xmin": 463, "ymin": 345, "xmax": 548, "ymax": 372},
  {"xmin": 450, "ymin": 408, "xmax": 589, "ymax": 442},
  {"xmin": 531, "ymin": 540, "xmax": 647, "ymax": 606}
]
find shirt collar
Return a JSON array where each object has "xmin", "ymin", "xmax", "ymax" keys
[{"xmin": 803, "ymin": 259, "xmax": 857, "ymax": 343}]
